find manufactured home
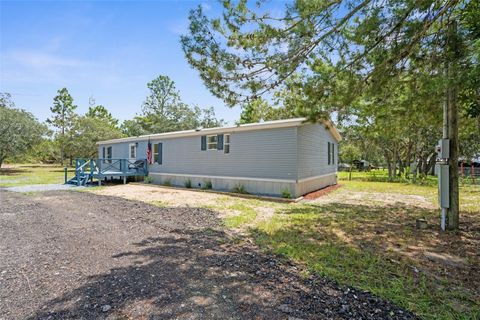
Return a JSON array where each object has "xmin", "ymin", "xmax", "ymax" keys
[{"xmin": 96, "ymin": 118, "xmax": 341, "ymax": 198}]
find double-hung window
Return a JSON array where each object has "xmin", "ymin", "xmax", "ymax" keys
[
  {"xmin": 327, "ymin": 142, "xmax": 331, "ymax": 165},
  {"xmin": 224, "ymin": 134, "xmax": 230, "ymax": 154},
  {"xmin": 207, "ymin": 135, "xmax": 217, "ymax": 150},
  {"xmin": 153, "ymin": 143, "xmax": 162, "ymax": 164},
  {"xmin": 129, "ymin": 143, "xmax": 136, "ymax": 160},
  {"xmin": 327, "ymin": 142, "xmax": 335, "ymax": 165},
  {"xmin": 107, "ymin": 146, "xmax": 112, "ymax": 163}
]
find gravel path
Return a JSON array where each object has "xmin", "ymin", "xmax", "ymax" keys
[
  {"xmin": 4, "ymin": 184, "xmax": 77, "ymax": 193},
  {"xmin": 0, "ymin": 190, "xmax": 417, "ymax": 319}
]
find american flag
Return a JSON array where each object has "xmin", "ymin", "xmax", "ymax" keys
[{"xmin": 146, "ymin": 139, "xmax": 153, "ymax": 164}]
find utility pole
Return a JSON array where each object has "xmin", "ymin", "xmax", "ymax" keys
[{"xmin": 439, "ymin": 19, "xmax": 460, "ymax": 231}]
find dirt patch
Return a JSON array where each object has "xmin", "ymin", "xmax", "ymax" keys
[
  {"xmin": 91, "ymin": 184, "xmax": 225, "ymax": 208},
  {"xmin": 303, "ymin": 184, "xmax": 343, "ymax": 200},
  {"xmin": 309, "ymin": 188, "xmax": 436, "ymax": 209},
  {"xmin": 0, "ymin": 190, "xmax": 416, "ymax": 319}
]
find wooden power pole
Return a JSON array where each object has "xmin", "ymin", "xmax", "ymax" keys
[{"xmin": 442, "ymin": 20, "xmax": 460, "ymax": 231}]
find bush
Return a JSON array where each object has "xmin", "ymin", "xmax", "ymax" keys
[
  {"xmin": 231, "ymin": 184, "xmax": 248, "ymax": 194},
  {"xmin": 144, "ymin": 176, "xmax": 153, "ymax": 184},
  {"xmin": 202, "ymin": 180, "xmax": 212, "ymax": 189},
  {"xmin": 162, "ymin": 179, "xmax": 172, "ymax": 187},
  {"xmin": 184, "ymin": 179, "xmax": 192, "ymax": 188},
  {"xmin": 281, "ymin": 188, "xmax": 292, "ymax": 199}
]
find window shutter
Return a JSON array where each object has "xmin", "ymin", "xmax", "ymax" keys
[
  {"xmin": 332, "ymin": 144, "xmax": 335, "ymax": 164},
  {"xmin": 327, "ymin": 142, "xmax": 331, "ymax": 165},
  {"xmin": 201, "ymin": 136, "xmax": 206, "ymax": 150},
  {"xmin": 158, "ymin": 143, "xmax": 163, "ymax": 165},
  {"xmin": 217, "ymin": 134, "xmax": 224, "ymax": 150}
]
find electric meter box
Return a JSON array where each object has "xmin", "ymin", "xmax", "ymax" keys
[
  {"xmin": 437, "ymin": 139, "xmax": 450, "ymax": 159},
  {"xmin": 438, "ymin": 163, "xmax": 450, "ymax": 208}
]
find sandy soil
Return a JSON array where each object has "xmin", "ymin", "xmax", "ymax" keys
[
  {"xmin": 309, "ymin": 188, "xmax": 436, "ymax": 209},
  {"xmin": 91, "ymin": 184, "xmax": 226, "ymax": 208}
]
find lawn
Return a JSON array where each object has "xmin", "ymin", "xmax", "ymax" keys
[
  {"xmin": 0, "ymin": 164, "xmax": 74, "ymax": 187},
  {"xmin": 200, "ymin": 175, "xmax": 480, "ymax": 319},
  {"xmin": 244, "ymin": 181, "xmax": 480, "ymax": 320}
]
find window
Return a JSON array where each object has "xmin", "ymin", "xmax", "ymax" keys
[
  {"xmin": 207, "ymin": 135, "xmax": 217, "ymax": 150},
  {"xmin": 224, "ymin": 134, "xmax": 230, "ymax": 154},
  {"xmin": 129, "ymin": 143, "xmax": 136, "ymax": 159},
  {"xmin": 102, "ymin": 147, "xmax": 105, "ymax": 158},
  {"xmin": 107, "ymin": 146, "xmax": 112, "ymax": 163},
  {"xmin": 154, "ymin": 143, "xmax": 162, "ymax": 164},
  {"xmin": 327, "ymin": 142, "xmax": 331, "ymax": 165}
]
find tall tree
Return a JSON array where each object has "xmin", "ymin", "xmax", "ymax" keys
[
  {"xmin": 47, "ymin": 88, "xmax": 77, "ymax": 165},
  {"xmin": 68, "ymin": 116, "xmax": 124, "ymax": 159},
  {"xmin": 122, "ymin": 75, "xmax": 224, "ymax": 135},
  {"xmin": 182, "ymin": 0, "xmax": 478, "ymax": 230},
  {"xmin": 0, "ymin": 93, "xmax": 46, "ymax": 167},
  {"xmin": 86, "ymin": 105, "xmax": 119, "ymax": 128}
]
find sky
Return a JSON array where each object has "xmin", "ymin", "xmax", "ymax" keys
[{"xmin": 0, "ymin": 0, "xmax": 277, "ymax": 125}]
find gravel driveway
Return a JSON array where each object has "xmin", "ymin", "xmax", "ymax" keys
[{"xmin": 0, "ymin": 190, "xmax": 416, "ymax": 319}]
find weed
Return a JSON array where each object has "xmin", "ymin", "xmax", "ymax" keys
[
  {"xmin": 202, "ymin": 180, "xmax": 212, "ymax": 190},
  {"xmin": 184, "ymin": 179, "xmax": 192, "ymax": 188},
  {"xmin": 231, "ymin": 183, "xmax": 248, "ymax": 194},
  {"xmin": 162, "ymin": 179, "xmax": 172, "ymax": 187},
  {"xmin": 150, "ymin": 200, "xmax": 166, "ymax": 207},
  {"xmin": 144, "ymin": 176, "xmax": 153, "ymax": 184},
  {"xmin": 281, "ymin": 188, "xmax": 292, "ymax": 199}
]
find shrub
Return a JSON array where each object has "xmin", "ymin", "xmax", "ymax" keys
[
  {"xmin": 281, "ymin": 188, "xmax": 292, "ymax": 199},
  {"xmin": 162, "ymin": 179, "xmax": 172, "ymax": 187},
  {"xmin": 144, "ymin": 176, "xmax": 153, "ymax": 184},
  {"xmin": 202, "ymin": 180, "xmax": 212, "ymax": 189},
  {"xmin": 231, "ymin": 183, "xmax": 248, "ymax": 194},
  {"xmin": 184, "ymin": 179, "xmax": 192, "ymax": 188}
]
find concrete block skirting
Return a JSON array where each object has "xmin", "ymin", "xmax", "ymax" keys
[{"xmin": 149, "ymin": 172, "xmax": 337, "ymax": 198}]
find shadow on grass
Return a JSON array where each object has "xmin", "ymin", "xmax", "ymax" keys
[
  {"xmin": 0, "ymin": 168, "xmax": 29, "ymax": 176},
  {"xmin": 27, "ymin": 228, "xmax": 415, "ymax": 320},
  {"xmin": 251, "ymin": 202, "xmax": 480, "ymax": 318}
]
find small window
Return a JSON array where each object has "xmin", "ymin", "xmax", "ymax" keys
[
  {"xmin": 207, "ymin": 135, "xmax": 217, "ymax": 150},
  {"xmin": 107, "ymin": 146, "xmax": 112, "ymax": 163},
  {"xmin": 224, "ymin": 134, "xmax": 230, "ymax": 154},
  {"xmin": 327, "ymin": 142, "xmax": 331, "ymax": 165},
  {"xmin": 153, "ymin": 144, "xmax": 158, "ymax": 163},
  {"xmin": 154, "ymin": 143, "xmax": 162, "ymax": 164},
  {"xmin": 129, "ymin": 143, "xmax": 136, "ymax": 159}
]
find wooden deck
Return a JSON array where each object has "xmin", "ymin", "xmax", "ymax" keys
[{"xmin": 66, "ymin": 158, "xmax": 148, "ymax": 186}]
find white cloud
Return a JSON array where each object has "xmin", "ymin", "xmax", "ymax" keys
[
  {"xmin": 201, "ymin": 2, "xmax": 211, "ymax": 11},
  {"xmin": 9, "ymin": 50, "xmax": 87, "ymax": 68},
  {"xmin": 168, "ymin": 18, "xmax": 189, "ymax": 36}
]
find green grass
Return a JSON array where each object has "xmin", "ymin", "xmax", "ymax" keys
[
  {"xmin": 251, "ymin": 203, "xmax": 480, "ymax": 319},
  {"xmin": 245, "ymin": 180, "xmax": 480, "ymax": 320},
  {"xmin": 224, "ymin": 203, "xmax": 257, "ymax": 228},
  {"xmin": 0, "ymin": 164, "xmax": 74, "ymax": 187}
]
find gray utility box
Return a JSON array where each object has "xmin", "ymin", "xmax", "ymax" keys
[
  {"xmin": 438, "ymin": 163, "xmax": 450, "ymax": 208},
  {"xmin": 437, "ymin": 139, "xmax": 450, "ymax": 159}
]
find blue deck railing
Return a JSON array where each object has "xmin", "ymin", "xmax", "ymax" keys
[{"xmin": 66, "ymin": 158, "xmax": 148, "ymax": 186}]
